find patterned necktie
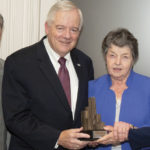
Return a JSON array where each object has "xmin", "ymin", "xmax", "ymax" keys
[{"xmin": 58, "ymin": 57, "xmax": 71, "ymax": 107}]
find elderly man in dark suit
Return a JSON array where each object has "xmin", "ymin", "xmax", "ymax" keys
[{"xmin": 2, "ymin": 1, "xmax": 94, "ymax": 150}]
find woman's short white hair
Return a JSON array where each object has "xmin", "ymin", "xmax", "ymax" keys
[{"xmin": 46, "ymin": 0, "xmax": 83, "ymax": 31}]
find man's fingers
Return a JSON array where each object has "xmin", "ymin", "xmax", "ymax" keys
[
  {"xmin": 58, "ymin": 129, "xmax": 90, "ymax": 150},
  {"xmin": 67, "ymin": 127, "xmax": 90, "ymax": 139}
]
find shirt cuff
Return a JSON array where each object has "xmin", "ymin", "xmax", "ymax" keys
[{"xmin": 54, "ymin": 141, "xmax": 59, "ymax": 149}]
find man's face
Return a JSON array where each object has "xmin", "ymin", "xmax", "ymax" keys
[{"xmin": 45, "ymin": 9, "xmax": 80, "ymax": 57}]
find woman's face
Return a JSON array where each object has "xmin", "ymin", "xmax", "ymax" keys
[{"xmin": 106, "ymin": 44, "xmax": 134, "ymax": 81}]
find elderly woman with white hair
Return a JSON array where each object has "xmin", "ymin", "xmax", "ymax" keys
[{"xmin": 88, "ymin": 28, "xmax": 150, "ymax": 150}]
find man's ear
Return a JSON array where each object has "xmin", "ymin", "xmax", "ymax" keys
[{"xmin": 45, "ymin": 22, "xmax": 49, "ymax": 35}]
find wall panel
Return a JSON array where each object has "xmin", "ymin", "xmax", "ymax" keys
[
  {"xmin": 71, "ymin": 0, "xmax": 150, "ymax": 78},
  {"xmin": 0, "ymin": 0, "xmax": 58, "ymax": 59}
]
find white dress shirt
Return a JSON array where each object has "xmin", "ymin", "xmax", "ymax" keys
[
  {"xmin": 43, "ymin": 38, "xmax": 79, "ymax": 120},
  {"xmin": 112, "ymin": 99, "xmax": 122, "ymax": 150}
]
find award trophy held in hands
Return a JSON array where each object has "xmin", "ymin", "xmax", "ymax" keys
[{"xmin": 81, "ymin": 97, "xmax": 107, "ymax": 141}]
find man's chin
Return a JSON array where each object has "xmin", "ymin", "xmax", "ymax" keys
[{"xmin": 60, "ymin": 46, "xmax": 73, "ymax": 52}]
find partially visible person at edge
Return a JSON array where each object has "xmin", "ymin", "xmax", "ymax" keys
[
  {"xmin": 103, "ymin": 123, "xmax": 150, "ymax": 149},
  {"xmin": 2, "ymin": 0, "xmax": 94, "ymax": 150},
  {"xmin": 87, "ymin": 28, "xmax": 150, "ymax": 150},
  {"xmin": 128, "ymin": 127, "xmax": 150, "ymax": 149},
  {"xmin": 0, "ymin": 13, "xmax": 7, "ymax": 150}
]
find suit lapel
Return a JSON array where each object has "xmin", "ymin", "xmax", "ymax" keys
[
  {"xmin": 36, "ymin": 38, "xmax": 71, "ymax": 112},
  {"xmin": 71, "ymin": 50, "xmax": 85, "ymax": 121}
]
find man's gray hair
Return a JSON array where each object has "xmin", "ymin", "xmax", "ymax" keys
[{"xmin": 46, "ymin": 0, "xmax": 83, "ymax": 31}]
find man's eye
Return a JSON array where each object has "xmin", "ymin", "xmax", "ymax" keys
[
  {"xmin": 58, "ymin": 28, "xmax": 63, "ymax": 30},
  {"xmin": 71, "ymin": 28, "xmax": 79, "ymax": 33},
  {"xmin": 56, "ymin": 27, "xmax": 64, "ymax": 31}
]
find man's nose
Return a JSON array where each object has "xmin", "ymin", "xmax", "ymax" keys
[{"xmin": 64, "ymin": 29, "xmax": 71, "ymax": 39}]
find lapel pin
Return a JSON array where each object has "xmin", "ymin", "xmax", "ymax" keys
[{"xmin": 77, "ymin": 63, "xmax": 81, "ymax": 67}]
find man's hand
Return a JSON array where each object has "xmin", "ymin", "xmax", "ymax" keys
[{"xmin": 58, "ymin": 127, "xmax": 90, "ymax": 149}]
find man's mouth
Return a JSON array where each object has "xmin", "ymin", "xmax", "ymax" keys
[{"xmin": 60, "ymin": 40, "xmax": 71, "ymax": 45}]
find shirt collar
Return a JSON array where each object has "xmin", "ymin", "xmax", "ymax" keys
[
  {"xmin": 107, "ymin": 69, "xmax": 134, "ymax": 87},
  {"xmin": 43, "ymin": 37, "xmax": 71, "ymax": 63}
]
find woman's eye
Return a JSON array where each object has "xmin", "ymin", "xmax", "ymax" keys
[
  {"xmin": 123, "ymin": 56, "xmax": 129, "ymax": 59},
  {"xmin": 110, "ymin": 54, "xmax": 115, "ymax": 57}
]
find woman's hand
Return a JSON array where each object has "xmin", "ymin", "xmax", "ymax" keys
[
  {"xmin": 88, "ymin": 121, "xmax": 133, "ymax": 147},
  {"xmin": 113, "ymin": 121, "xmax": 132, "ymax": 142},
  {"xmin": 88, "ymin": 126, "xmax": 119, "ymax": 146},
  {"xmin": 98, "ymin": 122, "xmax": 132, "ymax": 145},
  {"xmin": 95, "ymin": 126, "xmax": 120, "ymax": 145}
]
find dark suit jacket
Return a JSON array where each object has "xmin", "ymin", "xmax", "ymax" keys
[
  {"xmin": 129, "ymin": 127, "xmax": 150, "ymax": 150},
  {"xmin": 0, "ymin": 58, "xmax": 7, "ymax": 150},
  {"xmin": 2, "ymin": 37, "xmax": 94, "ymax": 150}
]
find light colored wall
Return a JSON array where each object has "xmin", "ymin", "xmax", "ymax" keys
[
  {"xmin": 71, "ymin": 0, "xmax": 150, "ymax": 78},
  {"xmin": 0, "ymin": 0, "xmax": 57, "ymax": 60},
  {"xmin": 39, "ymin": 0, "xmax": 57, "ymax": 38}
]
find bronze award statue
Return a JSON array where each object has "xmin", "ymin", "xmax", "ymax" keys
[{"xmin": 81, "ymin": 97, "xmax": 107, "ymax": 140}]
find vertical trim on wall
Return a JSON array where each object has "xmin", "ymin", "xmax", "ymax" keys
[
  {"xmin": 39, "ymin": 0, "xmax": 58, "ymax": 38},
  {"xmin": 38, "ymin": 0, "xmax": 42, "ymax": 40},
  {"xmin": 0, "ymin": 0, "xmax": 57, "ymax": 59},
  {"xmin": 0, "ymin": 0, "xmax": 41, "ymax": 59}
]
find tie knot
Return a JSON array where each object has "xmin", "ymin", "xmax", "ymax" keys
[{"xmin": 58, "ymin": 57, "xmax": 66, "ymax": 66}]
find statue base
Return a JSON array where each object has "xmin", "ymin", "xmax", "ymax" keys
[{"xmin": 80, "ymin": 129, "xmax": 108, "ymax": 141}]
